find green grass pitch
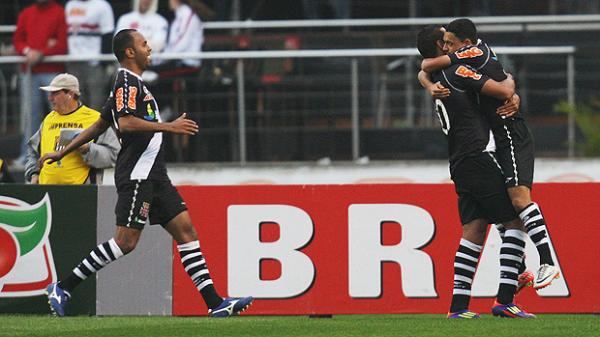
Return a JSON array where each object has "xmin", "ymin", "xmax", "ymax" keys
[{"xmin": 0, "ymin": 314, "xmax": 597, "ymax": 337}]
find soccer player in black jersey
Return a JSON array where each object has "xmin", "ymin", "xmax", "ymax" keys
[
  {"xmin": 417, "ymin": 25, "xmax": 535, "ymax": 319},
  {"xmin": 39, "ymin": 29, "xmax": 253, "ymax": 317},
  {"xmin": 420, "ymin": 18, "xmax": 560, "ymax": 291}
]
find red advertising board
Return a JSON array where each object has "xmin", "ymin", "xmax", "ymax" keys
[{"xmin": 173, "ymin": 184, "xmax": 600, "ymax": 315}]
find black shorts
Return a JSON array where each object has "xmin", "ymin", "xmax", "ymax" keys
[
  {"xmin": 493, "ymin": 119, "xmax": 534, "ymax": 188},
  {"xmin": 452, "ymin": 152, "xmax": 517, "ymax": 225},
  {"xmin": 115, "ymin": 179, "xmax": 187, "ymax": 229}
]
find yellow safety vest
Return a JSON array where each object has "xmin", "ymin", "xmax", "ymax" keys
[{"xmin": 39, "ymin": 105, "xmax": 100, "ymax": 184}]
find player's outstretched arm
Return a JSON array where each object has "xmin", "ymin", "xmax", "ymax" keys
[
  {"xmin": 418, "ymin": 70, "xmax": 450, "ymax": 99},
  {"xmin": 38, "ymin": 118, "xmax": 111, "ymax": 168},
  {"xmin": 421, "ymin": 55, "xmax": 452, "ymax": 73},
  {"xmin": 119, "ymin": 113, "xmax": 199, "ymax": 135}
]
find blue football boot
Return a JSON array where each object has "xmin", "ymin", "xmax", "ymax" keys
[
  {"xmin": 46, "ymin": 282, "xmax": 70, "ymax": 317},
  {"xmin": 208, "ymin": 296, "xmax": 254, "ymax": 318}
]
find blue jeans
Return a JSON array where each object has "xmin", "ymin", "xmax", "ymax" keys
[{"xmin": 19, "ymin": 72, "xmax": 57, "ymax": 160}]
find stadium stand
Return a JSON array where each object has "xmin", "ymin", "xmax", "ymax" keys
[{"xmin": 0, "ymin": 1, "xmax": 598, "ymax": 164}]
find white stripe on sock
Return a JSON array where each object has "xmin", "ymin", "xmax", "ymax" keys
[
  {"xmin": 196, "ymin": 279, "xmax": 213, "ymax": 290},
  {"xmin": 177, "ymin": 240, "xmax": 201, "ymax": 252},
  {"xmin": 90, "ymin": 251, "xmax": 107, "ymax": 267},
  {"xmin": 73, "ymin": 268, "xmax": 87, "ymax": 280},
  {"xmin": 456, "ymin": 252, "xmax": 479, "ymax": 263},
  {"xmin": 82, "ymin": 259, "xmax": 97, "ymax": 273},
  {"xmin": 460, "ymin": 239, "xmax": 482, "ymax": 252},
  {"xmin": 181, "ymin": 252, "xmax": 202, "ymax": 263},
  {"xmin": 500, "ymin": 265, "xmax": 519, "ymax": 273},
  {"xmin": 453, "ymin": 288, "xmax": 471, "ymax": 296},
  {"xmin": 190, "ymin": 269, "xmax": 209, "ymax": 281},
  {"xmin": 500, "ymin": 279, "xmax": 519, "ymax": 286},
  {"xmin": 108, "ymin": 238, "xmax": 124, "ymax": 259},
  {"xmin": 454, "ymin": 275, "xmax": 472, "ymax": 283},
  {"xmin": 454, "ymin": 263, "xmax": 476, "ymax": 273},
  {"xmin": 503, "ymin": 243, "xmax": 525, "ymax": 251},
  {"xmin": 184, "ymin": 259, "xmax": 206, "ymax": 272},
  {"xmin": 500, "ymin": 254, "xmax": 523, "ymax": 262}
]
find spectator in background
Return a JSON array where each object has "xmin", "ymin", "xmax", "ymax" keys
[
  {"xmin": 115, "ymin": 0, "xmax": 168, "ymax": 53},
  {"xmin": 13, "ymin": 0, "xmax": 68, "ymax": 166},
  {"xmin": 143, "ymin": 0, "xmax": 204, "ymax": 104},
  {"xmin": 155, "ymin": 0, "xmax": 204, "ymax": 71},
  {"xmin": 145, "ymin": 0, "xmax": 205, "ymax": 161},
  {"xmin": 24, "ymin": 73, "xmax": 119, "ymax": 185},
  {"xmin": 65, "ymin": 0, "xmax": 114, "ymax": 110}
]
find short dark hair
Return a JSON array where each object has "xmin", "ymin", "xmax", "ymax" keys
[
  {"xmin": 113, "ymin": 29, "xmax": 137, "ymax": 62},
  {"xmin": 446, "ymin": 18, "xmax": 477, "ymax": 43},
  {"xmin": 416, "ymin": 25, "xmax": 444, "ymax": 58}
]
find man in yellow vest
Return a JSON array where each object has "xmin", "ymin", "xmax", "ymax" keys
[{"xmin": 24, "ymin": 73, "xmax": 120, "ymax": 184}]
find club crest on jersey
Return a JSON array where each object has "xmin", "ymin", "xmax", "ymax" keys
[
  {"xmin": 455, "ymin": 65, "xmax": 482, "ymax": 80},
  {"xmin": 455, "ymin": 47, "xmax": 483, "ymax": 59},
  {"xmin": 139, "ymin": 202, "xmax": 150, "ymax": 219},
  {"xmin": 142, "ymin": 86, "xmax": 154, "ymax": 101}
]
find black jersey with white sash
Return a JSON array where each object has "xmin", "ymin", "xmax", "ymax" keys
[{"xmin": 101, "ymin": 68, "xmax": 168, "ymax": 185}]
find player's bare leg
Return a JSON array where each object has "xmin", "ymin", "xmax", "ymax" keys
[{"xmin": 114, "ymin": 226, "xmax": 143, "ymax": 254}]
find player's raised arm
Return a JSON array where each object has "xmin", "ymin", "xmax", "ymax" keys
[
  {"xmin": 118, "ymin": 113, "xmax": 199, "ymax": 135},
  {"xmin": 38, "ymin": 118, "xmax": 111, "ymax": 168},
  {"xmin": 421, "ymin": 55, "xmax": 452, "ymax": 73}
]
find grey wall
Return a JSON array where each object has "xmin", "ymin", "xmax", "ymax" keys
[{"xmin": 95, "ymin": 185, "xmax": 172, "ymax": 315}]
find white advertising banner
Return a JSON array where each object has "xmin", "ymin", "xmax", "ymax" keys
[{"xmin": 104, "ymin": 158, "xmax": 600, "ymax": 185}]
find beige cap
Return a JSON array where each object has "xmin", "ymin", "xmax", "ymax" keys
[{"xmin": 40, "ymin": 73, "xmax": 80, "ymax": 96}]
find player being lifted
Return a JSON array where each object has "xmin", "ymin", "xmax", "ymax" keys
[
  {"xmin": 417, "ymin": 25, "xmax": 535, "ymax": 319},
  {"xmin": 419, "ymin": 18, "xmax": 560, "ymax": 291},
  {"xmin": 40, "ymin": 29, "xmax": 253, "ymax": 317}
]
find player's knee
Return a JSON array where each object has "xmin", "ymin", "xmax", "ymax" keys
[
  {"xmin": 502, "ymin": 218, "xmax": 525, "ymax": 231},
  {"xmin": 510, "ymin": 196, "xmax": 530, "ymax": 213},
  {"xmin": 462, "ymin": 220, "xmax": 487, "ymax": 245},
  {"xmin": 507, "ymin": 187, "xmax": 532, "ymax": 212},
  {"xmin": 115, "ymin": 237, "xmax": 139, "ymax": 255},
  {"xmin": 182, "ymin": 224, "xmax": 198, "ymax": 241},
  {"xmin": 175, "ymin": 222, "xmax": 198, "ymax": 243}
]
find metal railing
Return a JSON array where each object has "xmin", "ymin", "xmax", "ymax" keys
[
  {"xmin": 2, "ymin": 14, "xmax": 600, "ymax": 33},
  {"xmin": 0, "ymin": 45, "xmax": 576, "ymax": 163}
]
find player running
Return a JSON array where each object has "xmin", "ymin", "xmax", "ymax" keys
[{"xmin": 40, "ymin": 29, "xmax": 253, "ymax": 318}]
